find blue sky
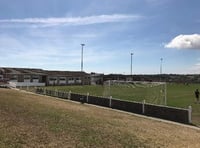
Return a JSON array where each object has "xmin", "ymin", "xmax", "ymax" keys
[{"xmin": 0, "ymin": 0, "xmax": 200, "ymax": 74}]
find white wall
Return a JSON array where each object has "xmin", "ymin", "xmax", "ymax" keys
[
  {"xmin": 9, "ymin": 82, "xmax": 45, "ymax": 87},
  {"xmin": 49, "ymin": 80, "xmax": 58, "ymax": 85},
  {"xmin": 76, "ymin": 80, "xmax": 82, "ymax": 83},
  {"xmin": 68, "ymin": 80, "xmax": 75, "ymax": 84},
  {"xmin": 33, "ymin": 79, "xmax": 39, "ymax": 83},
  {"xmin": 10, "ymin": 79, "xmax": 18, "ymax": 82},
  {"xmin": 24, "ymin": 79, "xmax": 31, "ymax": 82},
  {"xmin": 59, "ymin": 80, "xmax": 66, "ymax": 84}
]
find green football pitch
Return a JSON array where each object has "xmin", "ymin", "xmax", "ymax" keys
[
  {"xmin": 45, "ymin": 83, "xmax": 166, "ymax": 104},
  {"xmin": 44, "ymin": 83, "xmax": 200, "ymax": 126}
]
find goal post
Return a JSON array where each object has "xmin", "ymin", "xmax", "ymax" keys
[{"xmin": 103, "ymin": 80, "xmax": 167, "ymax": 105}]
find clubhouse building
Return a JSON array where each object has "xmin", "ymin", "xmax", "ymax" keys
[{"xmin": 0, "ymin": 67, "xmax": 90, "ymax": 87}]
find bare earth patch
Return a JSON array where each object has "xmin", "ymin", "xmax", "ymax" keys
[{"xmin": 0, "ymin": 88, "xmax": 200, "ymax": 147}]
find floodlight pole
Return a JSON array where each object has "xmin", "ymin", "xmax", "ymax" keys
[
  {"xmin": 160, "ymin": 58, "xmax": 167, "ymax": 105},
  {"xmin": 81, "ymin": 44, "xmax": 85, "ymax": 72},
  {"xmin": 160, "ymin": 58, "xmax": 163, "ymax": 75},
  {"xmin": 164, "ymin": 83, "xmax": 167, "ymax": 105},
  {"xmin": 131, "ymin": 53, "xmax": 134, "ymax": 75},
  {"xmin": 160, "ymin": 58, "xmax": 163, "ymax": 81}
]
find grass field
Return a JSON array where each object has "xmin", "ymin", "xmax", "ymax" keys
[
  {"xmin": 44, "ymin": 83, "xmax": 200, "ymax": 126},
  {"xmin": 45, "ymin": 84, "xmax": 165, "ymax": 103},
  {"xmin": 0, "ymin": 88, "xmax": 200, "ymax": 147}
]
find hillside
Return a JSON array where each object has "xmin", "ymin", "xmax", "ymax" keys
[{"xmin": 0, "ymin": 88, "xmax": 200, "ymax": 147}]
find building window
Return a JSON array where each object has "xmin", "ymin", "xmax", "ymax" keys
[
  {"xmin": 59, "ymin": 77, "xmax": 66, "ymax": 81},
  {"xmin": 11, "ymin": 75, "xmax": 17, "ymax": 80},
  {"xmin": 76, "ymin": 77, "xmax": 80, "ymax": 80},
  {"xmin": 24, "ymin": 75, "xmax": 31, "ymax": 79},
  {"xmin": 0, "ymin": 75, "xmax": 3, "ymax": 80},
  {"xmin": 68, "ymin": 78, "xmax": 74, "ymax": 81},
  {"xmin": 60, "ymin": 79, "xmax": 65, "ymax": 81},
  {"xmin": 49, "ymin": 77, "xmax": 57, "ymax": 81},
  {"xmin": 32, "ymin": 76, "xmax": 39, "ymax": 79}
]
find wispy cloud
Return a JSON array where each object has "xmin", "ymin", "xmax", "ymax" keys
[
  {"xmin": 165, "ymin": 34, "xmax": 200, "ymax": 49},
  {"xmin": 0, "ymin": 34, "xmax": 121, "ymax": 71},
  {"xmin": 0, "ymin": 14, "xmax": 142, "ymax": 27}
]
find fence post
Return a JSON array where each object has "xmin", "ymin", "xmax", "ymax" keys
[
  {"xmin": 86, "ymin": 92, "xmax": 89, "ymax": 103},
  {"xmin": 44, "ymin": 88, "xmax": 46, "ymax": 95},
  {"xmin": 188, "ymin": 106, "xmax": 192, "ymax": 123},
  {"xmin": 164, "ymin": 83, "xmax": 167, "ymax": 106},
  {"xmin": 39, "ymin": 88, "xmax": 42, "ymax": 94},
  {"xmin": 34, "ymin": 87, "xmax": 36, "ymax": 93},
  {"xmin": 55, "ymin": 89, "xmax": 58, "ymax": 97},
  {"xmin": 46, "ymin": 89, "xmax": 48, "ymax": 95},
  {"xmin": 68, "ymin": 90, "xmax": 71, "ymax": 99},
  {"xmin": 64, "ymin": 92, "xmax": 67, "ymax": 99},
  {"xmin": 57, "ymin": 91, "xmax": 60, "ymax": 98},
  {"xmin": 109, "ymin": 96, "xmax": 112, "ymax": 108},
  {"xmin": 142, "ymin": 100, "xmax": 146, "ymax": 114}
]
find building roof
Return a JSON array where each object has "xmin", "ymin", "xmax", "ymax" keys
[
  {"xmin": 44, "ymin": 70, "xmax": 90, "ymax": 77},
  {"xmin": 0, "ymin": 67, "xmax": 90, "ymax": 77}
]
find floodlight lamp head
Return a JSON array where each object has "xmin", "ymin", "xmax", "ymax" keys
[{"xmin": 81, "ymin": 44, "xmax": 85, "ymax": 46}]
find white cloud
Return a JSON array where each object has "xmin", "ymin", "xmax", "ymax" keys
[
  {"xmin": 0, "ymin": 14, "xmax": 142, "ymax": 27},
  {"xmin": 165, "ymin": 34, "xmax": 200, "ymax": 49}
]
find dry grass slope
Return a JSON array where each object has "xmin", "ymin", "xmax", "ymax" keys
[{"xmin": 0, "ymin": 88, "xmax": 200, "ymax": 147}]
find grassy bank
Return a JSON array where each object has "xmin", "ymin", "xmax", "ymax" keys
[
  {"xmin": 45, "ymin": 83, "xmax": 200, "ymax": 126},
  {"xmin": 0, "ymin": 88, "xmax": 200, "ymax": 147}
]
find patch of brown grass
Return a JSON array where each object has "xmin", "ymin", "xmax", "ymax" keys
[{"xmin": 0, "ymin": 88, "xmax": 200, "ymax": 147}]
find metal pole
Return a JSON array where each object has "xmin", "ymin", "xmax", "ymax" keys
[
  {"xmin": 131, "ymin": 53, "xmax": 133, "ymax": 75},
  {"xmin": 81, "ymin": 44, "xmax": 85, "ymax": 72},
  {"xmin": 160, "ymin": 58, "xmax": 163, "ymax": 75},
  {"xmin": 160, "ymin": 58, "xmax": 163, "ymax": 82},
  {"xmin": 164, "ymin": 82, "xmax": 167, "ymax": 105}
]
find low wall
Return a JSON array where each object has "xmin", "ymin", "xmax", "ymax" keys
[
  {"xmin": 144, "ymin": 104, "xmax": 189, "ymax": 124},
  {"xmin": 111, "ymin": 99, "xmax": 143, "ymax": 114},
  {"xmin": 88, "ymin": 95, "xmax": 110, "ymax": 108},
  {"xmin": 35, "ymin": 88, "xmax": 191, "ymax": 124},
  {"xmin": 71, "ymin": 93, "xmax": 85, "ymax": 102}
]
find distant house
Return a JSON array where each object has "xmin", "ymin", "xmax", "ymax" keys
[{"xmin": 0, "ymin": 67, "xmax": 90, "ymax": 87}]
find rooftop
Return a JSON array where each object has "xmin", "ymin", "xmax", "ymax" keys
[{"xmin": 0, "ymin": 67, "xmax": 90, "ymax": 77}]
